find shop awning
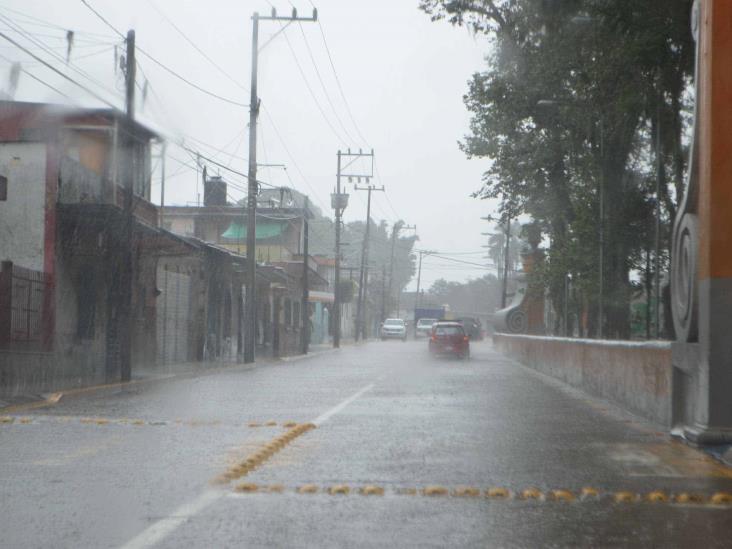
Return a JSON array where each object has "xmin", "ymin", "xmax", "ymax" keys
[{"xmin": 221, "ymin": 221, "xmax": 284, "ymax": 241}]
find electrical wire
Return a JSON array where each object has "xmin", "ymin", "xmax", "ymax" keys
[
  {"xmin": 279, "ymin": 23, "xmax": 348, "ymax": 147},
  {"xmin": 80, "ymin": 0, "xmax": 250, "ymax": 108},
  {"xmin": 307, "ymin": 1, "xmax": 370, "ymax": 147},
  {"xmin": 296, "ymin": 21, "xmax": 356, "ymax": 145}
]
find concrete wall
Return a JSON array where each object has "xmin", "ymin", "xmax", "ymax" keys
[
  {"xmin": 493, "ymin": 334, "xmax": 673, "ymax": 427},
  {"xmin": 0, "ymin": 347, "xmax": 105, "ymax": 398},
  {"xmin": 0, "ymin": 142, "xmax": 47, "ymax": 270}
]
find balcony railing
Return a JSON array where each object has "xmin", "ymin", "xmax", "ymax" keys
[{"xmin": 58, "ymin": 156, "xmax": 158, "ymax": 226}]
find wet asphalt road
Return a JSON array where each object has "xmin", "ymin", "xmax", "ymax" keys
[{"xmin": 2, "ymin": 340, "xmax": 732, "ymax": 548}]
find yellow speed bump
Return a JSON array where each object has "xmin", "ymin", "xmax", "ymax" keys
[
  {"xmin": 452, "ymin": 486, "xmax": 480, "ymax": 498},
  {"xmin": 614, "ymin": 491, "xmax": 639, "ymax": 503},
  {"xmin": 248, "ymin": 421, "xmax": 261, "ymax": 428},
  {"xmin": 580, "ymin": 487, "xmax": 600, "ymax": 499},
  {"xmin": 520, "ymin": 488, "xmax": 544, "ymax": 500},
  {"xmin": 282, "ymin": 421, "xmax": 298, "ymax": 428},
  {"xmin": 132, "ymin": 419, "xmax": 145, "ymax": 426},
  {"xmin": 265, "ymin": 420, "xmax": 277, "ymax": 427},
  {"xmin": 0, "ymin": 416, "xmax": 16, "ymax": 424},
  {"xmin": 710, "ymin": 492, "xmax": 732, "ymax": 505},
  {"xmin": 19, "ymin": 417, "xmax": 33, "ymax": 424},
  {"xmin": 328, "ymin": 484, "xmax": 351, "ymax": 495},
  {"xmin": 549, "ymin": 490, "xmax": 575, "ymax": 502},
  {"xmin": 297, "ymin": 484, "xmax": 319, "ymax": 494},
  {"xmin": 359, "ymin": 485, "xmax": 385, "ymax": 496},
  {"xmin": 485, "ymin": 487, "xmax": 511, "ymax": 499},
  {"xmin": 422, "ymin": 486, "xmax": 449, "ymax": 497},
  {"xmin": 674, "ymin": 493, "xmax": 705, "ymax": 504},
  {"xmin": 235, "ymin": 482, "xmax": 259, "ymax": 493},
  {"xmin": 266, "ymin": 484, "xmax": 285, "ymax": 493},
  {"xmin": 645, "ymin": 491, "xmax": 669, "ymax": 503}
]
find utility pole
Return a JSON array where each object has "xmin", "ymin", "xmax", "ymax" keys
[
  {"xmin": 501, "ymin": 214, "xmax": 511, "ymax": 309},
  {"xmin": 332, "ymin": 151, "xmax": 346, "ymax": 348},
  {"xmin": 334, "ymin": 149, "xmax": 374, "ymax": 344},
  {"xmin": 414, "ymin": 250, "xmax": 435, "ymax": 310},
  {"xmin": 159, "ymin": 142, "xmax": 167, "ymax": 226},
  {"xmin": 354, "ymin": 181, "xmax": 384, "ymax": 341},
  {"xmin": 380, "ymin": 265, "xmax": 387, "ymax": 322},
  {"xmin": 244, "ymin": 7, "xmax": 317, "ymax": 364},
  {"xmin": 117, "ymin": 29, "xmax": 136, "ymax": 382},
  {"xmin": 300, "ymin": 196, "xmax": 310, "ymax": 354}
]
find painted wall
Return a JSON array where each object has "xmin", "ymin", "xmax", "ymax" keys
[
  {"xmin": 493, "ymin": 334, "xmax": 673, "ymax": 427},
  {"xmin": 0, "ymin": 142, "xmax": 47, "ymax": 271}
]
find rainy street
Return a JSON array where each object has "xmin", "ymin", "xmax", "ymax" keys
[{"xmin": 2, "ymin": 340, "xmax": 732, "ymax": 549}]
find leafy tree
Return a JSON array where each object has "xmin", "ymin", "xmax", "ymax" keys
[{"xmin": 420, "ymin": 0, "xmax": 693, "ymax": 338}]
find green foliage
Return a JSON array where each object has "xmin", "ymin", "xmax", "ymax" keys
[{"xmin": 420, "ymin": 0, "xmax": 693, "ymax": 338}]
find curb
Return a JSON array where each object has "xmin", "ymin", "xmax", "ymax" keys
[
  {"xmin": 0, "ymin": 360, "xmax": 260, "ymax": 414},
  {"xmin": 1, "ymin": 341, "xmax": 365, "ymax": 413}
]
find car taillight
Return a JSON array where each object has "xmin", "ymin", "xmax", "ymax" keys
[
  {"xmin": 431, "ymin": 335, "xmax": 437, "ymax": 342},
  {"xmin": 463, "ymin": 336, "xmax": 469, "ymax": 342}
]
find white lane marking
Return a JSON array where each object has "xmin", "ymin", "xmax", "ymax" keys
[
  {"xmin": 118, "ymin": 383, "xmax": 375, "ymax": 549},
  {"xmin": 312, "ymin": 384, "xmax": 374, "ymax": 426},
  {"xmin": 119, "ymin": 490, "xmax": 221, "ymax": 549}
]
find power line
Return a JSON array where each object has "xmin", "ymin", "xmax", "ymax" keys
[
  {"xmin": 0, "ymin": 30, "xmax": 117, "ymax": 108},
  {"xmin": 310, "ymin": 6, "xmax": 370, "ymax": 147},
  {"xmin": 148, "ymin": 0, "xmax": 248, "ymax": 93},
  {"xmin": 174, "ymin": 142, "xmax": 277, "ymax": 188},
  {"xmin": 0, "ymin": 5, "xmax": 117, "ymax": 39},
  {"xmin": 279, "ymin": 23, "xmax": 348, "ymax": 146},
  {"xmin": 0, "ymin": 14, "xmax": 124, "ymax": 105},
  {"xmin": 80, "ymin": 0, "xmax": 250, "ymax": 108},
  {"xmin": 260, "ymin": 104, "xmax": 328, "ymax": 212},
  {"xmin": 296, "ymin": 21, "xmax": 356, "ymax": 144}
]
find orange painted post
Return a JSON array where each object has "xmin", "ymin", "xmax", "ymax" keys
[{"xmin": 672, "ymin": 0, "xmax": 732, "ymax": 443}]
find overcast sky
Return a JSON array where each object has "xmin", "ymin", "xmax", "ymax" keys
[{"xmin": 0, "ymin": 0, "xmax": 500, "ymax": 291}]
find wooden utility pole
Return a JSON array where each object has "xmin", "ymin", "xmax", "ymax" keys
[
  {"xmin": 117, "ymin": 29, "xmax": 136, "ymax": 382},
  {"xmin": 300, "ymin": 196, "xmax": 310, "ymax": 354},
  {"xmin": 354, "ymin": 182, "xmax": 384, "ymax": 340},
  {"xmin": 332, "ymin": 151, "xmax": 346, "ymax": 348},
  {"xmin": 244, "ymin": 7, "xmax": 317, "ymax": 363},
  {"xmin": 333, "ymin": 149, "xmax": 373, "ymax": 344},
  {"xmin": 501, "ymin": 214, "xmax": 511, "ymax": 309}
]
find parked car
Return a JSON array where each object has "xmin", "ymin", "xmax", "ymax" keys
[
  {"xmin": 380, "ymin": 318, "xmax": 407, "ymax": 341},
  {"xmin": 456, "ymin": 317, "xmax": 483, "ymax": 340},
  {"xmin": 428, "ymin": 321, "xmax": 470, "ymax": 359},
  {"xmin": 415, "ymin": 317, "xmax": 438, "ymax": 338}
]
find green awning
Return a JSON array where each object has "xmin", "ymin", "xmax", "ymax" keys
[{"xmin": 221, "ymin": 221, "xmax": 284, "ymax": 241}]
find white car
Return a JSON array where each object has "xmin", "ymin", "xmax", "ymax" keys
[
  {"xmin": 415, "ymin": 318, "xmax": 438, "ymax": 338},
  {"xmin": 380, "ymin": 318, "xmax": 407, "ymax": 341}
]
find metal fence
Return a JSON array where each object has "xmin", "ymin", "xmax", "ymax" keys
[{"xmin": 1, "ymin": 263, "xmax": 48, "ymax": 343}]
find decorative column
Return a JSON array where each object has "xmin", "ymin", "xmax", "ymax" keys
[{"xmin": 671, "ymin": 0, "xmax": 732, "ymax": 444}]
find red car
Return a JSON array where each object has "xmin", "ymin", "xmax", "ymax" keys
[{"xmin": 428, "ymin": 321, "xmax": 470, "ymax": 359}]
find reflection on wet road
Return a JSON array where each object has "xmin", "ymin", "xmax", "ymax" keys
[{"xmin": 2, "ymin": 340, "xmax": 731, "ymax": 548}]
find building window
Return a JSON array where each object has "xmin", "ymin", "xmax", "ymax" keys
[{"xmin": 0, "ymin": 175, "xmax": 7, "ymax": 201}]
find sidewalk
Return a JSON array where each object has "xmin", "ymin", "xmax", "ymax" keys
[{"xmin": 0, "ymin": 340, "xmax": 361, "ymax": 413}]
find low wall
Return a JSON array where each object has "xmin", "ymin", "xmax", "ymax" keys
[
  {"xmin": 0, "ymin": 347, "xmax": 105, "ymax": 398},
  {"xmin": 493, "ymin": 334, "xmax": 673, "ymax": 427}
]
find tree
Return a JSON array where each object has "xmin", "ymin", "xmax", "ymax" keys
[{"xmin": 420, "ymin": 0, "xmax": 693, "ymax": 338}]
